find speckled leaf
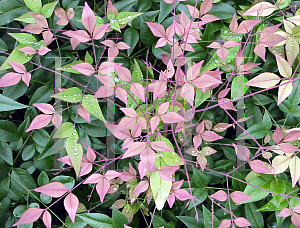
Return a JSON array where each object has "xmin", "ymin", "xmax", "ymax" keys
[
  {"xmin": 58, "ymin": 61, "xmax": 84, "ymax": 74},
  {"xmin": 51, "ymin": 87, "xmax": 82, "ymax": 103},
  {"xmin": 82, "ymin": 95, "xmax": 106, "ymax": 123},
  {"xmin": 115, "ymin": 12, "xmax": 143, "ymax": 25}
]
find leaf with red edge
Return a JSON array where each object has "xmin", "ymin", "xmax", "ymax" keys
[
  {"xmin": 146, "ymin": 22, "xmax": 165, "ymax": 37},
  {"xmin": 235, "ymin": 20, "xmax": 260, "ymax": 34},
  {"xmin": 12, "ymin": 208, "xmax": 44, "ymax": 226},
  {"xmin": 230, "ymin": 191, "xmax": 252, "ymax": 203},
  {"xmin": 249, "ymin": 160, "xmax": 272, "ymax": 174},
  {"xmin": 34, "ymin": 182, "xmax": 69, "ymax": 197},
  {"xmin": 130, "ymin": 83, "xmax": 145, "ymax": 102},
  {"xmin": 289, "ymin": 156, "xmax": 300, "ymax": 188},
  {"xmin": 278, "ymin": 81, "xmax": 293, "ymax": 105},
  {"xmin": 123, "ymin": 142, "xmax": 147, "ymax": 159},
  {"xmin": 277, "ymin": 208, "xmax": 292, "ymax": 217},
  {"xmin": 96, "ymin": 176, "xmax": 111, "ymax": 203},
  {"xmin": 134, "ymin": 180, "xmax": 149, "ymax": 194},
  {"xmin": 0, "ymin": 72, "xmax": 22, "ymax": 87},
  {"xmin": 64, "ymin": 193, "xmax": 79, "ymax": 223},
  {"xmin": 234, "ymin": 217, "xmax": 251, "ymax": 227},
  {"xmin": 201, "ymin": 131, "xmax": 223, "ymax": 142},
  {"xmin": 82, "ymin": 2, "xmax": 96, "ymax": 34},
  {"xmin": 9, "ymin": 62, "xmax": 26, "ymax": 73},
  {"xmin": 245, "ymin": 72, "xmax": 280, "ymax": 88},
  {"xmin": 71, "ymin": 62, "xmax": 95, "ymax": 76},
  {"xmin": 160, "ymin": 112, "xmax": 185, "ymax": 124},
  {"xmin": 233, "ymin": 145, "xmax": 250, "ymax": 161},
  {"xmin": 200, "ymin": 0, "xmax": 213, "ymax": 15},
  {"xmin": 140, "ymin": 146, "xmax": 156, "ymax": 172},
  {"xmin": 26, "ymin": 114, "xmax": 53, "ymax": 132},
  {"xmin": 210, "ymin": 190, "xmax": 227, "ymax": 201},
  {"xmin": 42, "ymin": 210, "xmax": 51, "ymax": 228},
  {"xmin": 33, "ymin": 103, "xmax": 55, "ymax": 114},
  {"xmin": 93, "ymin": 24, "xmax": 110, "ymax": 40},
  {"xmin": 244, "ymin": 2, "xmax": 275, "ymax": 17},
  {"xmin": 275, "ymin": 54, "xmax": 292, "ymax": 78}
]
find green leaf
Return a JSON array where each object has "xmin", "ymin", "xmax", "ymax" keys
[
  {"xmin": 195, "ymin": 89, "xmax": 211, "ymax": 107},
  {"xmin": 192, "ymin": 166, "xmax": 209, "ymax": 188},
  {"xmin": 177, "ymin": 216, "xmax": 204, "ymax": 228},
  {"xmin": 82, "ymin": 95, "xmax": 106, "ymax": 123},
  {"xmin": 10, "ymin": 168, "xmax": 37, "ymax": 195},
  {"xmin": 209, "ymin": 2, "xmax": 235, "ymax": 19},
  {"xmin": 42, "ymin": 1, "xmax": 58, "ymax": 18},
  {"xmin": 0, "ymin": 94, "xmax": 28, "ymax": 112},
  {"xmin": 110, "ymin": 19, "xmax": 121, "ymax": 32},
  {"xmin": 0, "ymin": 120, "xmax": 19, "ymax": 142},
  {"xmin": 0, "ymin": 0, "xmax": 28, "ymax": 26},
  {"xmin": 188, "ymin": 188, "xmax": 207, "ymax": 210},
  {"xmin": 0, "ymin": 38, "xmax": 8, "ymax": 52},
  {"xmin": 0, "ymin": 142, "xmax": 13, "ymax": 165},
  {"xmin": 241, "ymin": 177, "xmax": 270, "ymax": 204},
  {"xmin": 0, "ymin": 197, "xmax": 10, "ymax": 221},
  {"xmin": 62, "ymin": 0, "xmax": 79, "ymax": 9},
  {"xmin": 0, "ymin": 44, "xmax": 33, "ymax": 71},
  {"xmin": 24, "ymin": 0, "xmax": 42, "ymax": 13},
  {"xmin": 150, "ymin": 170, "xmax": 172, "ymax": 210},
  {"xmin": 52, "ymin": 87, "xmax": 82, "ymax": 103},
  {"xmin": 270, "ymin": 177, "xmax": 286, "ymax": 206},
  {"xmin": 139, "ymin": 11, "xmax": 159, "ymax": 46},
  {"xmin": 251, "ymin": 94, "xmax": 274, "ymax": 106},
  {"xmin": 231, "ymin": 76, "xmax": 249, "ymax": 100},
  {"xmin": 152, "ymin": 214, "xmax": 171, "ymax": 228},
  {"xmin": 29, "ymin": 85, "xmax": 53, "ymax": 105},
  {"xmin": 116, "ymin": 12, "xmax": 143, "ymax": 25},
  {"xmin": 289, "ymin": 78, "xmax": 300, "ymax": 106},
  {"xmin": 262, "ymin": 111, "xmax": 272, "ymax": 130},
  {"xmin": 124, "ymin": 28, "xmax": 139, "ymax": 56},
  {"xmin": 77, "ymin": 213, "xmax": 113, "ymax": 228},
  {"xmin": 14, "ymin": 13, "xmax": 35, "ymax": 23},
  {"xmin": 112, "ymin": 206, "xmax": 128, "ymax": 228},
  {"xmin": 0, "ymin": 177, "xmax": 10, "ymax": 202},
  {"xmin": 65, "ymin": 215, "xmax": 87, "ymax": 228},
  {"xmin": 245, "ymin": 203, "xmax": 264, "ymax": 228},
  {"xmin": 3, "ymin": 81, "xmax": 28, "ymax": 100},
  {"xmin": 58, "ymin": 61, "xmax": 84, "ymax": 74},
  {"xmin": 53, "ymin": 122, "xmax": 74, "ymax": 138},
  {"xmin": 22, "ymin": 144, "xmax": 35, "ymax": 161},
  {"xmin": 65, "ymin": 130, "xmax": 83, "ymax": 176},
  {"xmin": 37, "ymin": 171, "xmax": 49, "ymax": 186},
  {"xmin": 138, "ymin": 0, "xmax": 152, "ymax": 12},
  {"xmin": 257, "ymin": 198, "xmax": 288, "ymax": 211},
  {"xmin": 236, "ymin": 124, "xmax": 267, "ymax": 140},
  {"xmin": 114, "ymin": 0, "xmax": 137, "ymax": 12},
  {"xmin": 13, "ymin": 205, "xmax": 27, "ymax": 218},
  {"xmin": 203, "ymin": 205, "xmax": 220, "ymax": 228},
  {"xmin": 158, "ymin": 0, "xmax": 177, "ymax": 23},
  {"xmin": 84, "ymin": 52, "xmax": 93, "ymax": 64},
  {"xmin": 50, "ymin": 175, "xmax": 75, "ymax": 190}
]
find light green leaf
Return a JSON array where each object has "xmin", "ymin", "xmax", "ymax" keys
[
  {"xmin": 159, "ymin": 135, "xmax": 183, "ymax": 166},
  {"xmin": 150, "ymin": 170, "xmax": 172, "ymax": 210},
  {"xmin": 241, "ymin": 177, "xmax": 270, "ymax": 204},
  {"xmin": 270, "ymin": 177, "xmax": 286, "ymax": 206},
  {"xmin": 0, "ymin": 94, "xmax": 28, "ymax": 112},
  {"xmin": 132, "ymin": 59, "xmax": 144, "ymax": 85},
  {"xmin": 53, "ymin": 122, "xmax": 74, "ymax": 138},
  {"xmin": 116, "ymin": 12, "xmax": 143, "ymax": 25},
  {"xmin": 257, "ymin": 198, "xmax": 288, "ymax": 211},
  {"xmin": 65, "ymin": 130, "xmax": 83, "ymax": 176},
  {"xmin": 14, "ymin": 13, "xmax": 35, "ymax": 23},
  {"xmin": 195, "ymin": 89, "xmax": 211, "ymax": 107},
  {"xmin": 58, "ymin": 61, "xmax": 84, "ymax": 74},
  {"xmin": 51, "ymin": 87, "xmax": 82, "ymax": 103},
  {"xmin": 24, "ymin": 0, "xmax": 42, "ymax": 13},
  {"xmin": 0, "ymin": 0, "xmax": 28, "ymax": 26},
  {"xmin": 0, "ymin": 142, "xmax": 13, "ymax": 165},
  {"xmin": 236, "ymin": 124, "xmax": 267, "ymax": 140},
  {"xmin": 42, "ymin": 1, "xmax": 58, "ymax": 18},
  {"xmin": 110, "ymin": 19, "xmax": 121, "ymax": 32},
  {"xmin": 95, "ymin": 16, "xmax": 104, "ymax": 26},
  {"xmin": 82, "ymin": 95, "xmax": 106, "ymax": 123},
  {"xmin": 124, "ymin": 28, "xmax": 139, "ymax": 56},
  {"xmin": 0, "ymin": 44, "xmax": 33, "ymax": 71},
  {"xmin": 231, "ymin": 76, "xmax": 249, "ymax": 100},
  {"xmin": 203, "ymin": 205, "xmax": 220, "ymax": 228},
  {"xmin": 77, "ymin": 213, "xmax": 113, "ymax": 228},
  {"xmin": 84, "ymin": 52, "xmax": 93, "ymax": 64}
]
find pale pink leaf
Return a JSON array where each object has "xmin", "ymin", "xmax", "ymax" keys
[
  {"xmin": 243, "ymin": 2, "xmax": 276, "ymax": 16},
  {"xmin": 245, "ymin": 72, "xmax": 280, "ymax": 88},
  {"xmin": 207, "ymin": 42, "xmax": 221, "ymax": 49},
  {"xmin": 277, "ymin": 208, "xmax": 292, "ymax": 217},
  {"xmin": 12, "ymin": 208, "xmax": 44, "ymax": 226},
  {"xmin": 180, "ymin": 83, "xmax": 194, "ymax": 106},
  {"xmin": 26, "ymin": 114, "xmax": 53, "ymax": 132},
  {"xmin": 150, "ymin": 116, "xmax": 160, "ymax": 134},
  {"xmin": 86, "ymin": 146, "xmax": 96, "ymax": 162},
  {"xmin": 96, "ymin": 177, "xmax": 111, "ymax": 203},
  {"xmin": 279, "ymin": 143, "xmax": 298, "ymax": 153},
  {"xmin": 219, "ymin": 98, "xmax": 237, "ymax": 111},
  {"xmin": 122, "ymin": 138, "xmax": 134, "ymax": 150},
  {"xmin": 21, "ymin": 72, "xmax": 31, "ymax": 86},
  {"xmin": 275, "ymin": 54, "xmax": 292, "ymax": 78},
  {"xmin": 130, "ymin": 83, "xmax": 145, "ymax": 102},
  {"xmin": 259, "ymin": 24, "xmax": 282, "ymax": 43},
  {"xmin": 145, "ymin": 22, "xmax": 165, "ymax": 37},
  {"xmin": 192, "ymin": 74, "xmax": 222, "ymax": 89},
  {"xmin": 294, "ymin": 205, "xmax": 300, "ymax": 213},
  {"xmin": 234, "ymin": 144, "xmax": 250, "ymax": 161},
  {"xmin": 71, "ymin": 63, "xmax": 95, "ymax": 75},
  {"xmin": 78, "ymin": 106, "xmax": 90, "ymax": 123},
  {"xmin": 272, "ymin": 125, "xmax": 283, "ymax": 144},
  {"xmin": 34, "ymin": 182, "xmax": 69, "ymax": 197},
  {"xmin": 292, "ymin": 212, "xmax": 300, "ymax": 227},
  {"xmin": 108, "ymin": 46, "xmax": 119, "ymax": 61},
  {"xmin": 120, "ymin": 108, "xmax": 137, "ymax": 118},
  {"xmin": 229, "ymin": 14, "xmax": 238, "ymax": 33},
  {"xmin": 70, "ymin": 37, "xmax": 80, "ymax": 50},
  {"xmin": 210, "ymin": 190, "xmax": 227, "ymax": 201},
  {"xmin": 217, "ymin": 219, "xmax": 231, "ymax": 228},
  {"xmin": 278, "ymin": 82, "xmax": 293, "ymax": 105},
  {"xmin": 151, "ymin": 141, "xmax": 173, "ymax": 152},
  {"xmin": 67, "ymin": 8, "xmax": 74, "ymax": 20},
  {"xmin": 42, "ymin": 210, "xmax": 52, "ymax": 228},
  {"xmin": 235, "ymin": 20, "xmax": 260, "ymax": 34},
  {"xmin": 83, "ymin": 173, "xmax": 103, "ymax": 184},
  {"xmin": 57, "ymin": 155, "xmax": 72, "ymax": 167},
  {"xmin": 200, "ymin": 0, "xmax": 213, "ymax": 15},
  {"xmin": 64, "ymin": 193, "xmax": 79, "ymax": 223},
  {"xmin": 174, "ymin": 189, "xmax": 193, "ymax": 201},
  {"xmin": 212, "ymin": 123, "xmax": 232, "ymax": 132},
  {"xmin": 160, "ymin": 112, "xmax": 185, "ymax": 124},
  {"xmin": 82, "ymin": 2, "xmax": 96, "ymax": 34},
  {"xmin": 101, "ymin": 40, "xmax": 115, "ymax": 47},
  {"xmin": 289, "ymin": 156, "xmax": 300, "ymax": 188},
  {"xmin": 216, "ymin": 46, "xmax": 229, "ymax": 63},
  {"xmin": 249, "ymin": 160, "xmax": 272, "ymax": 174},
  {"xmin": 116, "ymin": 117, "xmax": 136, "ymax": 131},
  {"xmin": 105, "ymin": 170, "xmax": 121, "ymax": 180},
  {"xmin": 9, "ymin": 62, "xmax": 26, "ymax": 73},
  {"xmin": 218, "ymin": 88, "xmax": 230, "ymax": 99},
  {"xmin": 234, "ymin": 217, "xmax": 251, "ymax": 227},
  {"xmin": 201, "ymin": 146, "xmax": 217, "ymax": 156},
  {"xmin": 167, "ymin": 193, "xmax": 176, "ymax": 208},
  {"xmin": 116, "ymin": 42, "xmax": 130, "ymax": 49},
  {"xmin": 18, "ymin": 46, "xmax": 37, "ymax": 55},
  {"xmin": 93, "ymin": 85, "xmax": 114, "ymax": 98},
  {"xmin": 0, "ymin": 72, "xmax": 22, "ymax": 87},
  {"xmin": 33, "ymin": 103, "xmax": 55, "ymax": 114},
  {"xmin": 116, "ymin": 87, "xmax": 128, "ymax": 105},
  {"xmin": 140, "ymin": 146, "xmax": 156, "ymax": 172},
  {"xmin": 54, "ymin": 7, "xmax": 67, "ymax": 19},
  {"xmin": 29, "ymin": 12, "xmax": 48, "ymax": 28},
  {"xmin": 22, "ymin": 23, "xmax": 43, "ymax": 34},
  {"xmin": 254, "ymin": 44, "xmax": 266, "ymax": 62},
  {"xmin": 38, "ymin": 46, "xmax": 51, "ymax": 55},
  {"xmin": 157, "ymin": 102, "xmax": 169, "ymax": 115},
  {"xmin": 63, "ymin": 30, "xmax": 91, "ymax": 43},
  {"xmin": 153, "ymin": 81, "xmax": 167, "ymax": 100},
  {"xmin": 134, "ymin": 180, "xmax": 149, "ymax": 195},
  {"xmin": 123, "ymin": 142, "xmax": 147, "ymax": 159},
  {"xmin": 57, "ymin": 18, "xmax": 68, "ymax": 26},
  {"xmin": 193, "ymin": 135, "xmax": 202, "ymax": 149},
  {"xmin": 187, "ymin": 5, "xmax": 200, "ymax": 18},
  {"xmin": 230, "ymin": 191, "xmax": 252, "ymax": 203},
  {"xmin": 115, "ymin": 66, "xmax": 131, "ymax": 82},
  {"xmin": 93, "ymin": 24, "xmax": 110, "ymax": 39},
  {"xmin": 79, "ymin": 163, "xmax": 93, "ymax": 177},
  {"xmin": 155, "ymin": 37, "xmax": 168, "ymax": 48},
  {"xmin": 138, "ymin": 161, "xmax": 147, "ymax": 179},
  {"xmin": 201, "ymin": 131, "xmax": 223, "ymax": 142},
  {"xmin": 223, "ymin": 41, "xmax": 240, "ymax": 48},
  {"xmin": 283, "ymin": 131, "xmax": 300, "ymax": 142}
]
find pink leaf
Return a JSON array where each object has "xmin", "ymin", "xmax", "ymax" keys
[
  {"xmin": 200, "ymin": 0, "xmax": 213, "ymax": 16},
  {"xmin": 116, "ymin": 87, "xmax": 128, "ymax": 105},
  {"xmin": 116, "ymin": 42, "xmax": 130, "ymax": 49},
  {"xmin": 216, "ymin": 46, "xmax": 229, "ymax": 63},
  {"xmin": 57, "ymin": 155, "xmax": 72, "ymax": 167},
  {"xmin": 34, "ymin": 182, "xmax": 69, "ymax": 197},
  {"xmin": 71, "ymin": 63, "xmax": 95, "ymax": 75},
  {"xmin": 219, "ymin": 98, "xmax": 237, "ymax": 111},
  {"xmin": 234, "ymin": 217, "xmax": 251, "ymax": 227},
  {"xmin": 229, "ymin": 14, "xmax": 238, "ymax": 33},
  {"xmin": 210, "ymin": 190, "xmax": 227, "ymax": 201},
  {"xmin": 249, "ymin": 160, "xmax": 271, "ymax": 174},
  {"xmin": 67, "ymin": 8, "xmax": 74, "ymax": 20},
  {"xmin": 278, "ymin": 82, "xmax": 293, "ymax": 105},
  {"xmin": 150, "ymin": 116, "xmax": 160, "ymax": 134},
  {"xmin": 82, "ymin": 2, "xmax": 96, "ymax": 34},
  {"xmin": 201, "ymin": 131, "xmax": 223, "ymax": 142},
  {"xmin": 9, "ymin": 62, "xmax": 26, "ymax": 73},
  {"xmin": 86, "ymin": 146, "xmax": 96, "ymax": 162},
  {"xmin": 174, "ymin": 189, "xmax": 193, "ymax": 201},
  {"xmin": 233, "ymin": 144, "xmax": 250, "ymax": 161},
  {"xmin": 79, "ymin": 163, "xmax": 93, "ymax": 177},
  {"xmin": 254, "ymin": 44, "xmax": 266, "ymax": 62},
  {"xmin": 212, "ymin": 123, "xmax": 232, "ymax": 132},
  {"xmin": 192, "ymin": 74, "xmax": 222, "ymax": 89},
  {"xmin": 201, "ymin": 146, "xmax": 217, "ymax": 156},
  {"xmin": 155, "ymin": 37, "xmax": 168, "ymax": 48},
  {"xmin": 259, "ymin": 24, "xmax": 282, "ymax": 44},
  {"xmin": 217, "ymin": 219, "xmax": 231, "ymax": 228},
  {"xmin": 160, "ymin": 112, "xmax": 185, "ymax": 124},
  {"xmin": 29, "ymin": 12, "xmax": 48, "ymax": 28},
  {"xmin": 119, "ymin": 170, "xmax": 135, "ymax": 181},
  {"xmin": 93, "ymin": 24, "xmax": 110, "ymax": 40},
  {"xmin": 0, "ymin": 72, "xmax": 22, "ymax": 87},
  {"xmin": 83, "ymin": 173, "xmax": 103, "ymax": 184},
  {"xmin": 18, "ymin": 46, "xmax": 37, "ymax": 55},
  {"xmin": 294, "ymin": 205, "xmax": 300, "ymax": 213},
  {"xmin": 245, "ymin": 73, "xmax": 280, "ymax": 88},
  {"xmin": 167, "ymin": 193, "xmax": 176, "ymax": 208},
  {"xmin": 146, "ymin": 22, "xmax": 165, "ymax": 37},
  {"xmin": 289, "ymin": 156, "xmax": 300, "ymax": 188},
  {"xmin": 22, "ymin": 23, "xmax": 43, "ymax": 34},
  {"xmin": 196, "ymin": 121, "xmax": 205, "ymax": 134},
  {"xmin": 207, "ymin": 42, "xmax": 221, "ymax": 49},
  {"xmin": 42, "ymin": 210, "xmax": 52, "ymax": 228},
  {"xmin": 292, "ymin": 212, "xmax": 300, "ymax": 227},
  {"xmin": 78, "ymin": 106, "xmax": 90, "ymax": 123},
  {"xmin": 33, "ymin": 103, "xmax": 55, "ymax": 114},
  {"xmin": 230, "ymin": 191, "xmax": 252, "ymax": 203},
  {"xmin": 21, "ymin": 72, "xmax": 31, "ymax": 86},
  {"xmin": 235, "ymin": 20, "xmax": 260, "ymax": 34},
  {"xmin": 279, "ymin": 143, "xmax": 298, "ymax": 153},
  {"xmin": 63, "ymin": 30, "xmax": 91, "ymax": 43},
  {"xmin": 26, "ymin": 114, "xmax": 53, "ymax": 132},
  {"xmin": 130, "ymin": 83, "xmax": 145, "ymax": 102},
  {"xmin": 54, "ymin": 8, "xmax": 67, "ymax": 19},
  {"xmin": 108, "ymin": 46, "xmax": 119, "ymax": 61},
  {"xmin": 38, "ymin": 46, "xmax": 51, "ymax": 55},
  {"xmin": 197, "ymin": 154, "xmax": 207, "ymax": 171},
  {"xmin": 116, "ymin": 117, "xmax": 136, "ymax": 131},
  {"xmin": 12, "ymin": 208, "xmax": 44, "ymax": 226},
  {"xmin": 180, "ymin": 83, "xmax": 194, "ymax": 106},
  {"xmin": 115, "ymin": 66, "xmax": 131, "ymax": 82},
  {"xmin": 138, "ymin": 161, "xmax": 147, "ymax": 179},
  {"xmin": 64, "ymin": 193, "xmax": 79, "ymax": 223},
  {"xmin": 140, "ymin": 146, "xmax": 156, "ymax": 172},
  {"xmin": 93, "ymin": 85, "xmax": 114, "ymax": 98},
  {"xmin": 123, "ymin": 142, "xmax": 147, "ymax": 159},
  {"xmin": 153, "ymin": 81, "xmax": 167, "ymax": 100},
  {"xmin": 120, "ymin": 108, "xmax": 137, "ymax": 118},
  {"xmin": 283, "ymin": 131, "xmax": 300, "ymax": 142},
  {"xmin": 96, "ymin": 176, "xmax": 111, "ymax": 203},
  {"xmin": 193, "ymin": 135, "xmax": 202, "ymax": 149},
  {"xmin": 273, "ymin": 125, "xmax": 283, "ymax": 144},
  {"xmin": 243, "ymin": 2, "xmax": 276, "ymax": 16},
  {"xmin": 134, "ymin": 180, "xmax": 149, "ymax": 194},
  {"xmin": 105, "ymin": 170, "xmax": 121, "ymax": 180},
  {"xmin": 277, "ymin": 208, "xmax": 292, "ymax": 217},
  {"xmin": 57, "ymin": 18, "xmax": 68, "ymax": 26},
  {"xmin": 187, "ymin": 5, "xmax": 200, "ymax": 18},
  {"xmin": 158, "ymin": 102, "xmax": 169, "ymax": 115}
]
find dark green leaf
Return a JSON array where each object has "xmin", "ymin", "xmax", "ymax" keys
[
  {"xmin": 3, "ymin": 81, "xmax": 28, "ymax": 100},
  {"xmin": 0, "ymin": 0, "xmax": 28, "ymax": 26},
  {"xmin": 0, "ymin": 177, "xmax": 10, "ymax": 202},
  {"xmin": 62, "ymin": 0, "xmax": 79, "ymax": 9},
  {"xmin": 0, "ymin": 198, "xmax": 10, "ymax": 221},
  {"xmin": 10, "ymin": 168, "xmax": 37, "ymax": 195},
  {"xmin": 177, "ymin": 216, "xmax": 204, "ymax": 228},
  {"xmin": 158, "ymin": 0, "xmax": 177, "ymax": 23},
  {"xmin": 236, "ymin": 124, "xmax": 267, "ymax": 140},
  {"xmin": 77, "ymin": 213, "xmax": 113, "ymax": 228},
  {"xmin": 0, "ymin": 120, "xmax": 19, "ymax": 142},
  {"xmin": 0, "ymin": 142, "xmax": 13, "ymax": 165},
  {"xmin": 114, "ymin": 0, "xmax": 137, "ymax": 12},
  {"xmin": 22, "ymin": 144, "xmax": 35, "ymax": 161},
  {"xmin": 37, "ymin": 171, "xmax": 49, "ymax": 186},
  {"xmin": 112, "ymin": 206, "xmax": 128, "ymax": 228},
  {"xmin": 245, "ymin": 203, "xmax": 264, "ymax": 228},
  {"xmin": 203, "ymin": 205, "xmax": 220, "ymax": 228},
  {"xmin": 0, "ymin": 38, "xmax": 8, "ymax": 52},
  {"xmin": 262, "ymin": 111, "xmax": 272, "ymax": 130},
  {"xmin": 209, "ymin": 3, "xmax": 235, "ymax": 20},
  {"xmin": 124, "ymin": 28, "xmax": 139, "ymax": 56},
  {"xmin": 29, "ymin": 85, "xmax": 53, "ymax": 105},
  {"xmin": 270, "ymin": 177, "xmax": 286, "ymax": 206},
  {"xmin": 193, "ymin": 166, "xmax": 209, "ymax": 188},
  {"xmin": 0, "ymin": 94, "xmax": 28, "ymax": 112},
  {"xmin": 50, "ymin": 175, "xmax": 75, "ymax": 190}
]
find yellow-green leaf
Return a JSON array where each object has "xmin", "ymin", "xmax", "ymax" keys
[
  {"xmin": 82, "ymin": 95, "xmax": 106, "ymax": 123},
  {"xmin": 51, "ymin": 87, "xmax": 82, "ymax": 103},
  {"xmin": 42, "ymin": 1, "xmax": 58, "ymax": 18},
  {"xmin": 65, "ymin": 129, "xmax": 82, "ymax": 176},
  {"xmin": 24, "ymin": 0, "xmax": 42, "ymax": 13},
  {"xmin": 53, "ymin": 122, "xmax": 74, "ymax": 138},
  {"xmin": 15, "ymin": 13, "xmax": 35, "ymax": 23}
]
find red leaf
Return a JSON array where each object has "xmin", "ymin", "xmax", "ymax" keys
[
  {"xmin": 201, "ymin": 131, "xmax": 223, "ymax": 142},
  {"xmin": 160, "ymin": 112, "xmax": 185, "ymax": 124},
  {"xmin": 18, "ymin": 46, "xmax": 37, "ymax": 55},
  {"xmin": 71, "ymin": 62, "xmax": 95, "ymax": 75},
  {"xmin": 146, "ymin": 22, "xmax": 165, "ymax": 37},
  {"xmin": 0, "ymin": 72, "xmax": 22, "ymax": 87},
  {"xmin": 140, "ymin": 146, "xmax": 156, "ymax": 172},
  {"xmin": 9, "ymin": 62, "xmax": 26, "ymax": 73},
  {"xmin": 235, "ymin": 20, "xmax": 260, "ymax": 34},
  {"xmin": 93, "ymin": 24, "xmax": 110, "ymax": 40},
  {"xmin": 96, "ymin": 177, "xmax": 111, "ymax": 203},
  {"xmin": 42, "ymin": 210, "xmax": 52, "ymax": 228},
  {"xmin": 82, "ymin": 2, "xmax": 96, "ymax": 34},
  {"xmin": 174, "ymin": 189, "xmax": 193, "ymax": 201},
  {"xmin": 230, "ymin": 191, "xmax": 252, "ymax": 203},
  {"xmin": 233, "ymin": 145, "xmax": 250, "ymax": 161},
  {"xmin": 200, "ymin": 0, "xmax": 213, "ymax": 15},
  {"xmin": 13, "ymin": 208, "xmax": 44, "ymax": 226},
  {"xmin": 134, "ymin": 180, "xmax": 149, "ymax": 194},
  {"xmin": 64, "ymin": 193, "xmax": 79, "ymax": 223},
  {"xmin": 210, "ymin": 190, "xmax": 227, "ymax": 201},
  {"xmin": 123, "ymin": 142, "xmax": 147, "ymax": 159},
  {"xmin": 245, "ymin": 72, "xmax": 280, "ymax": 88},
  {"xmin": 130, "ymin": 83, "xmax": 145, "ymax": 102},
  {"xmin": 249, "ymin": 160, "xmax": 271, "ymax": 174},
  {"xmin": 33, "ymin": 103, "xmax": 55, "ymax": 114},
  {"xmin": 34, "ymin": 182, "xmax": 69, "ymax": 197},
  {"xmin": 63, "ymin": 30, "xmax": 91, "ymax": 43},
  {"xmin": 26, "ymin": 114, "xmax": 53, "ymax": 132},
  {"xmin": 277, "ymin": 208, "xmax": 292, "ymax": 217},
  {"xmin": 234, "ymin": 217, "xmax": 251, "ymax": 227}
]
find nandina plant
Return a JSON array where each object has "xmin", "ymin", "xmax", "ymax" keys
[{"xmin": 0, "ymin": 0, "xmax": 300, "ymax": 227}]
